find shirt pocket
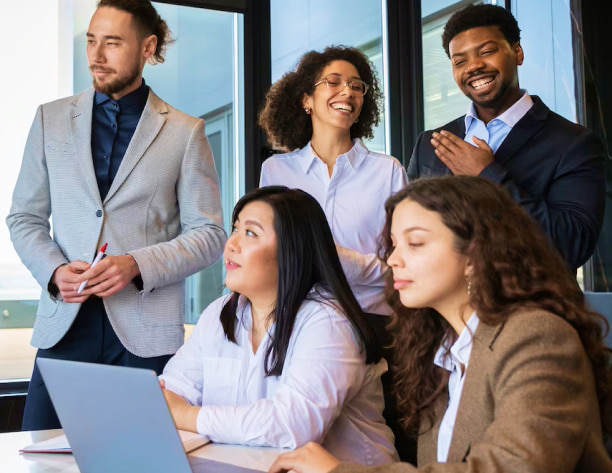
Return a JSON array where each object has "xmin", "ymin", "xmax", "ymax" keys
[{"xmin": 202, "ymin": 357, "xmax": 241, "ymax": 406}]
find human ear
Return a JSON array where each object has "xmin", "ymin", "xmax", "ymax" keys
[
  {"xmin": 302, "ymin": 93, "xmax": 313, "ymax": 113},
  {"xmin": 143, "ymin": 34, "xmax": 157, "ymax": 59},
  {"xmin": 514, "ymin": 43, "xmax": 524, "ymax": 66},
  {"xmin": 464, "ymin": 261, "xmax": 474, "ymax": 279}
]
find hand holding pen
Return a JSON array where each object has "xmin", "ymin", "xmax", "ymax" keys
[{"xmin": 77, "ymin": 243, "xmax": 107, "ymax": 294}]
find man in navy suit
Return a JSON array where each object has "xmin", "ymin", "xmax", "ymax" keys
[{"xmin": 408, "ymin": 4, "xmax": 605, "ymax": 271}]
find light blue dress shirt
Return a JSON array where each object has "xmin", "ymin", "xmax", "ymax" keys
[
  {"xmin": 434, "ymin": 312, "xmax": 480, "ymax": 462},
  {"xmin": 464, "ymin": 91, "xmax": 534, "ymax": 153}
]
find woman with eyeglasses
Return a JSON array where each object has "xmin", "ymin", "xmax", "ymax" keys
[
  {"xmin": 259, "ymin": 48, "xmax": 408, "ymax": 439},
  {"xmin": 268, "ymin": 176, "xmax": 612, "ymax": 473},
  {"xmin": 159, "ymin": 186, "xmax": 397, "ymax": 465}
]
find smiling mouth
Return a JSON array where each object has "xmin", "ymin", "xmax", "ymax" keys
[
  {"xmin": 225, "ymin": 259, "xmax": 240, "ymax": 268},
  {"xmin": 469, "ymin": 77, "xmax": 495, "ymax": 90},
  {"xmin": 331, "ymin": 103, "xmax": 353, "ymax": 113}
]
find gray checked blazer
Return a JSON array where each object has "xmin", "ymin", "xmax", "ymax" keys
[{"xmin": 6, "ymin": 88, "xmax": 226, "ymax": 357}]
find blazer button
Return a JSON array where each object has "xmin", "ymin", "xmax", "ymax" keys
[{"xmin": 96, "ymin": 210, "xmax": 103, "ymax": 217}]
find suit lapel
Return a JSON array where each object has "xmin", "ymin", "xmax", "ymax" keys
[
  {"xmin": 104, "ymin": 90, "xmax": 168, "ymax": 202},
  {"xmin": 494, "ymin": 96, "xmax": 549, "ymax": 166},
  {"xmin": 69, "ymin": 89, "xmax": 102, "ymax": 205},
  {"xmin": 446, "ymin": 322, "xmax": 501, "ymax": 462}
]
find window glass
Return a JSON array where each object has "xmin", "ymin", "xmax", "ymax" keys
[
  {"xmin": 420, "ymin": 0, "xmax": 583, "ymax": 285},
  {"xmin": 0, "ymin": 0, "xmax": 244, "ymax": 380},
  {"xmin": 270, "ymin": 0, "xmax": 388, "ymax": 153},
  {"xmin": 421, "ymin": 1, "xmax": 505, "ymax": 129},
  {"xmin": 421, "ymin": 0, "xmax": 575, "ymax": 127}
]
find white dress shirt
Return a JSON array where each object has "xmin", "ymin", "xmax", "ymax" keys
[
  {"xmin": 464, "ymin": 91, "xmax": 534, "ymax": 153},
  {"xmin": 433, "ymin": 313, "xmax": 480, "ymax": 462},
  {"xmin": 160, "ymin": 291, "xmax": 398, "ymax": 465},
  {"xmin": 260, "ymin": 139, "xmax": 408, "ymax": 315}
]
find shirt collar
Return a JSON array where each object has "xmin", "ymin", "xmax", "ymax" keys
[
  {"xmin": 433, "ymin": 312, "xmax": 480, "ymax": 371},
  {"xmin": 94, "ymin": 78, "xmax": 150, "ymax": 111},
  {"xmin": 464, "ymin": 90, "xmax": 534, "ymax": 129},
  {"xmin": 300, "ymin": 138, "xmax": 369, "ymax": 174}
]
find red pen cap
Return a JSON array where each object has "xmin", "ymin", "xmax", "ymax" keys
[{"xmin": 99, "ymin": 243, "xmax": 108, "ymax": 253}]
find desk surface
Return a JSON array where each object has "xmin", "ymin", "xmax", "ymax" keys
[{"xmin": 0, "ymin": 429, "xmax": 285, "ymax": 472}]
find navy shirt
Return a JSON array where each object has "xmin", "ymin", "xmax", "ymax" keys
[{"xmin": 91, "ymin": 80, "xmax": 149, "ymax": 200}]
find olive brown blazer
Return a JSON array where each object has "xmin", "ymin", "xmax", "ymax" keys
[{"xmin": 333, "ymin": 309, "xmax": 612, "ymax": 472}]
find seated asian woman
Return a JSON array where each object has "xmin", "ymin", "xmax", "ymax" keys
[{"xmin": 159, "ymin": 186, "xmax": 398, "ymax": 465}]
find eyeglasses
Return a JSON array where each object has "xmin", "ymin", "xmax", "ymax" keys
[{"xmin": 313, "ymin": 74, "xmax": 369, "ymax": 96}]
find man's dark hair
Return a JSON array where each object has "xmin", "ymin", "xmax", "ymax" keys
[
  {"xmin": 97, "ymin": 0, "xmax": 173, "ymax": 64},
  {"xmin": 220, "ymin": 186, "xmax": 381, "ymax": 377},
  {"xmin": 442, "ymin": 4, "xmax": 521, "ymax": 57}
]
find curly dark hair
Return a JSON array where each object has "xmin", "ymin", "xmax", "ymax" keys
[
  {"xmin": 442, "ymin": 4, "xmax": 521, "ymax": 57},
  {"xmin": 97, "ymin": 0, "xmax": 174, "ymax": 64},
  {"xmin": 258, "ymin": 45, "xmax": 382, "ymax": 152},
  {"xmin": 379, "ymin": 176, "xmax": 612, "ymax": 439}
]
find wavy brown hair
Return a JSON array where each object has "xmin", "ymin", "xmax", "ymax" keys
[
  {"xmin": 379, "ymin": 176, "xmax": 612, "ymax": 438},
  {"xmin": 258, "ymin": 45, "xmax": 382, "ymax": 152}
]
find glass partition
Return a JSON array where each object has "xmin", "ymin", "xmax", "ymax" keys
[{"xmin": 270, "ymin": 0, "xmax": 388, "ymax": 153}]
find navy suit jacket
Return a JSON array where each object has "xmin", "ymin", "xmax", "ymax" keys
[{"xmin": 408, "ymin": 96, "xmax": 605, "ymax": 270}]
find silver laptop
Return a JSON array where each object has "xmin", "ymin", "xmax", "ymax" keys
[
  {"xmin": 37, "ymin": 358, "xmax": 195, "ymax": 473},
  {"xmin": 38, "ymin": 359, "xmax": 264, "ymax": 473}
]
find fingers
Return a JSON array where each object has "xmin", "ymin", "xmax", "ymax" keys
[
  {"xmin": 268, "ymin": 443, "xmax": 340, "ymax": 473},
  {"xmin": 431, "ymin": 130, "xmax": 465, "ymax": 154},
  {"xmin": 472, "ymin": 135, "xmax": 493, "ymax": 151},
  {"xmin": 77, "ymin": 255, "xmax": 137, "ymax": 297},
  {"xmin": 268, "ymin": 452, "xmax": 299, "ymax": 473}
]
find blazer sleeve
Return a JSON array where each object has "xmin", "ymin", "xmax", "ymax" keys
[
  {"xmin": 6, "ymin": 105, "xmax": 69, "ymax": 293},
  {"xmin": 480, "ymin": 128, "xmax": 605, "ymax": 270},
  {"xmin": 407, "ymin": 131, "xmax": 428, "ymax": 182},
  {"xmin": 127, "ymin": 118, "xmax": 226, "ymax": 292}
]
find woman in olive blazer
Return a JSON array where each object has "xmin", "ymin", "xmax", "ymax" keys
[{"xmin": 269, "ymin": 176, "xmax": 612, "ymax": 473}]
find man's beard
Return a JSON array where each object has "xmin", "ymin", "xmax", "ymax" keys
[{"xmin": 91, "ymin": 61, "xmax": 141, "ymax": 97}]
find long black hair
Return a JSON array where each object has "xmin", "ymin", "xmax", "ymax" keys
[{"xmin": 220, "ymin": 186, "xmax": 381, "ymax": 376}]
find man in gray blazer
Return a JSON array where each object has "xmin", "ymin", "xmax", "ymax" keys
[{"xmin": 6, "ymin": 0, "xmax": 226, "ymax": 430}]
